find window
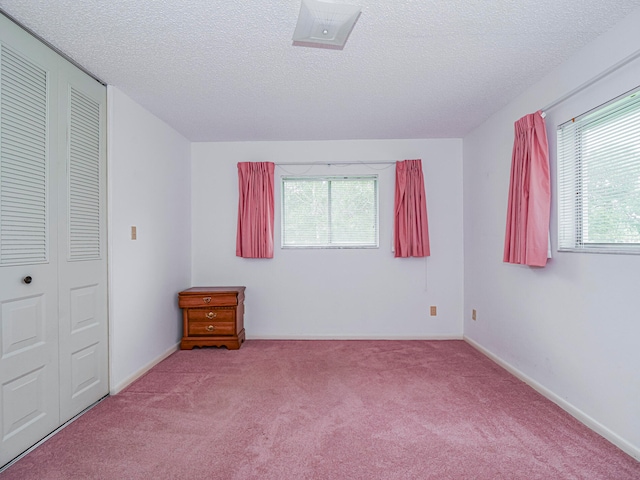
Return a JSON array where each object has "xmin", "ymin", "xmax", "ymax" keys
[
  {"xmin": 281, "ymin": 176, "xmax": 378, "ymax": 248},
  {"xmin": 557, "ymin": 87, "xmax": 640, "ymax": 253}
]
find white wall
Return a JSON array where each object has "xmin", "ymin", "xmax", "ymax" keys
[
  {"xmin": 191, "ymin": 139, "xmax": 463, "ymax": 339},
  {"xmin": 463, "ymin": 8, "xmax": 640, "ymax": 458},
  {"xmin": 108, "ymin": 86, "xmax": 191, "ymax": 392}
]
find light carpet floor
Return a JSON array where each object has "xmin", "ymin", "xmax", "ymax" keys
[{"xmin": 2, "ymin": 340, "xmax": 639, "ymax": 479}]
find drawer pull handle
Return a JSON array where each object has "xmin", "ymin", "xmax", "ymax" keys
[
  {"xmin": 203, "ymin": 297, "xmax": 212, "ymax": 303},
  {"xmin": 206, "ymin": 312, "xmax": 217, "ymax": 319},
  {"xmin": 206, "ymin": 325, "xmax": 214, "ymax": 332}
]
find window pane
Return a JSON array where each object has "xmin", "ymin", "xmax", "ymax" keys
[
  {"xmin": 282, "ymin": 176, "xmax": 378, "ymax": 248},
  {"xmin": 330, "ymin": 179, "xmax": 377, "ymax": 245},
  {"xmin": 582, "ymin": 112, "xmax": 640, "ymax": 244},
  {"xmin": 282, "ymin": 179, "xmax": 328, "ymax": 246}
]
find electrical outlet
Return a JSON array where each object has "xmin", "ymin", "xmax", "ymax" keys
[
  {"xmin": 430, "ymin": 306, "xmax": 437, "ymax": 316},
  {"xmin": 131, "ymin": 226, "xmax": 137, "ymax": 240},
  {"xmin": 472, "ymin": 309, "xmax": 477, "ymax": 321}
]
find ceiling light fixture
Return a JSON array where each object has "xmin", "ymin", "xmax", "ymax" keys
[{"xmin": 292, "ymin": 0, "xmax": 361, "ymax": 50}]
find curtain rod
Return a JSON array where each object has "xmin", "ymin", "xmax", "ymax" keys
[
  {"xmin": 275, "ymin": 160, "xmax": 397, "ymax": 166},
  {"xmin": 541, "ymin": 47, "xmax": 640, "ymax": 117}
]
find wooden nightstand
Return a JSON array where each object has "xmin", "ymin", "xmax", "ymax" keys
[{"xmin": 178, "ymin": 287, "xmax": 245, "ymax": 350}]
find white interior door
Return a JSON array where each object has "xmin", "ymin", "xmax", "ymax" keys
[
  {"xmin": 57, "ymin": 62, "xmax": 108, "ymax": 423},
  {"xmin": 0, "ymin": 20, "xmax": 61, "ymax": 466}
]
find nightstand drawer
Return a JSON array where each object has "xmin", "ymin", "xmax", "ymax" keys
[
  {"xmin": 187, "ymin": 308, "xmax": 235, "ymax": 322},
  {"xmin": 179, "ymin": 293, "xmax": 238, "ymax": 308},
  {"xmin": 188, "ymin": 321, "xmax": 235, "ymax": 336}
]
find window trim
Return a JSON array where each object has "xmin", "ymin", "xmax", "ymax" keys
[{"xmin": 280, "ymin": 175, "xmax": 379, "ymax": 249}]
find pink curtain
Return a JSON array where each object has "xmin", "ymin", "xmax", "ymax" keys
[
  {"xmin": 503, "ymin": 111, "xmax": 550, "ymax": 267},
  {"xmin": 394, "ymin": 159, "xmax": 430, "ymax": 257},
  {"xmin": 236, "ymin": 162, "xmax": 275, "ymax": 258}
]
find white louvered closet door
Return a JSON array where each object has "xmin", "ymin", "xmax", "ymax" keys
[
  {"xmin": 57, "ymin": 62, "xmax": 108, "ymax": 423},
  {"xmin": 0, "ymin": 21, "xmax": 61, "ymax": 467},
  {"xmin": 0, "ymin": 13, "xmax": 108, "ymax": 467}
]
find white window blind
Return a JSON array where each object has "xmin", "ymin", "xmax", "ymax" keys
[
  {"xmin": 282, "ymin": 175, "xmax": 378, "ymax": 248},
  {"xmin": 557, "ymin": 87, "xmax": 640, "ymax": 253}
]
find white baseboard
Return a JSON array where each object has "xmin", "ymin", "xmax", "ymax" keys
[
  {"xmin": 247, "ymin": 334, "xmax": 464, "ymax": 340},
  {"xmin": 109, "ymin": 342, "xmax": 180, "ymax": 395},
  {"xmin": 464, "ymin": 336, "xmax": 640, "ymax": 461}
]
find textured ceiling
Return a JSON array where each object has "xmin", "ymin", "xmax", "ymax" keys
[{"xmin": 1, "ymin": 1, "xmax": 639, "ymax": 142}]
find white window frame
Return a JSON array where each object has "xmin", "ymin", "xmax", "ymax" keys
[
  {"xmin": 557, "ymin": 85, "xmax": 640, "ymax": 254},
  {"xmin": 281, "ymin": 175, "xmax": 379, "ymax": 249}
]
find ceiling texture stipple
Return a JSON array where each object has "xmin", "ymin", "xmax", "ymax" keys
[{"xmin": 0, "ymin": 1, "xmax": 639, "ymax": 142}]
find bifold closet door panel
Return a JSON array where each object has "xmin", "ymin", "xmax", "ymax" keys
[
  {"xmin": 56, "ymin": 60, "xmax": 108, "ymax": 423},
  {"xmin": 0, "ymin": 14, "xmax": 61, "ymax": 467}
]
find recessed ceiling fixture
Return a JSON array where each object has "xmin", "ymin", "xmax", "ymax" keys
[{"xmin": 292, "ymin": 0, "xmax": 361, "ymax": 50}]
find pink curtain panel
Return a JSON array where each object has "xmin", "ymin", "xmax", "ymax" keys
[
  {"xmin": 503, "ymin": 111, "xmax": 551, "ymax": 267},
  {"xmin": 236, "ymin": 162, "xmax": 275, "ymax": 258},
  {"xmin": 394, "ymin": 159, "xmax": 431, "ymax": 257}
]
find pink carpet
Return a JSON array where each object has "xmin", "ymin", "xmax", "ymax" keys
[{"xmin": 2, "ymin": 340, "xmax": 639, "ymax": 479}]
